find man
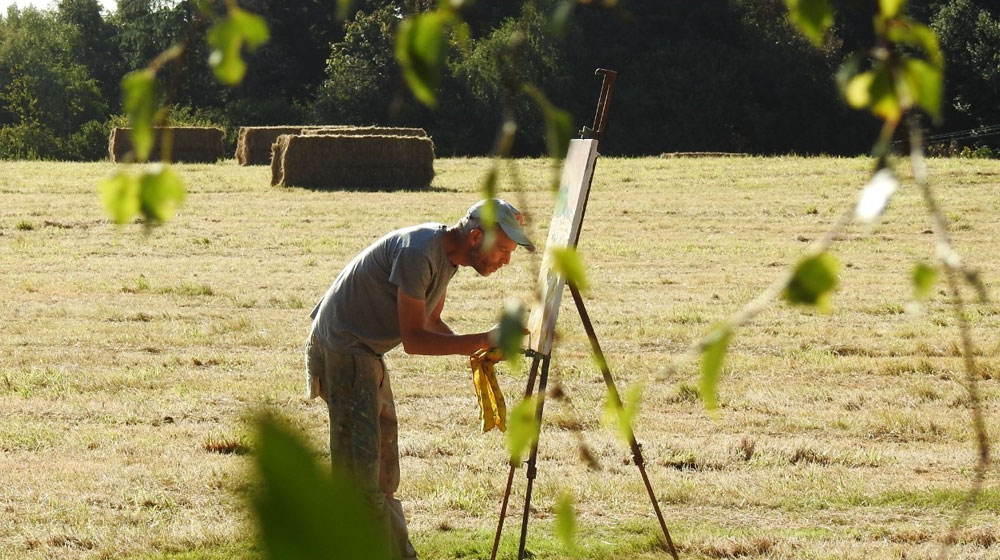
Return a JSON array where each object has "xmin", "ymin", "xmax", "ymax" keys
[{"xmin": 305, "ymin": 198, "xmax": 535, "ymax": 559}]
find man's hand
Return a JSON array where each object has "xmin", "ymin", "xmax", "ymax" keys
[
  {"xmin": 398, "ymin": 288, "xmax": 492, "ymax": 356},
  {"xmin": 487, "ymin": 322, "xmax": 530, "ymax": 346}
]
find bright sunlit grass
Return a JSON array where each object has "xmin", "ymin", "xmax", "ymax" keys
[{"xmin": 1, "ymin": 156, "xmax": 998, "ymax": 559}]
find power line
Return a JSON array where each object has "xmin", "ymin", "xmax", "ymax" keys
[{"xmin": 924, "ymin": 124, "xmax": 1000, "ymax": 143}]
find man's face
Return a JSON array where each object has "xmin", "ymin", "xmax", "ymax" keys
[{"xmin": 470, "ymin": 228, "xmax": 518, "ymax": 277}]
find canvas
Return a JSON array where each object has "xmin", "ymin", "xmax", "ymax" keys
[{"xmin": 526, "ymin": 138, "xmax": 600, "ymax": 355}]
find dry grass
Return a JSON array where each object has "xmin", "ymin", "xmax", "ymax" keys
[{"xmin": 1, "ymin": 156, "xmax": 998, "ymax": 559}]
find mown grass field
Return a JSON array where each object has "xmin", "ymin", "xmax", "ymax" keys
[{"xmin": 2, "ymin": 156, "xmax": 999, "ymax": 560}]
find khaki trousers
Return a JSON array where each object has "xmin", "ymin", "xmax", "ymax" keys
[{"xmin": 306, "ymin": 334, "xmax": 416, "ymax": 559}]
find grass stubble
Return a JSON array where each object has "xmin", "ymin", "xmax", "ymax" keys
[{"xmin": 1, "ymin": 157, "xmax": 998, "ymax": 559}]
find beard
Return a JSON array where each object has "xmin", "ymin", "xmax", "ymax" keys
[{"xmin": 469, "ymin": 245, "xmax": 494, "ymax": 277}]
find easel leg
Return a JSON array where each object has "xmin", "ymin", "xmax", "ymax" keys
[
  {"xmin": 517, "ymin": 355, "xmax": 551, "ymax": 560},
  {"xmin": 569, "ymin": 284, "xmax": 680, "ymax": 560},
  {"xmin": 490, "ymin": 353, "xmax": 543, "ymax": 560}
]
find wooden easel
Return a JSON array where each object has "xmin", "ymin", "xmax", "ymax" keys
[{"xmin": 489, "ymin": 69, "xmax": 680, "ymax": 560}]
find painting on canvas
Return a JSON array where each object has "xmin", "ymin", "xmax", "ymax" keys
[{"xmin": 526, "ymin": 138, "xmax": 600, "ymax": 355}]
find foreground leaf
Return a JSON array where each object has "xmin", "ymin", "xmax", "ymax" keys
[
  {"xmin": 524, "ymin": 85, "xmax": 573, "ymax": 160},
  {"xmin": 121, "ymin": 70, "xmax": 158, "ymax": 161},
  {"xmin": 208, "ymin": 7, "xmax": 270, "ymax": 85},
  {"xmin": 887, "ymin": 20, "xmax": 943, "ymax": 67},
  {"xmin": 869, "ymin": 66, "xmax": 902, "ymax": 122},
  {"xmin": 879, "ymin": 0, "xmax": 905, "ymax": 19},
  {"xmin": 550, "ymin": 247, "xmax": 589, "ymax": 290},
  {"xmin": 498, "ymin": 298, "xmax": 526, "ymax": 370},
  {"xmin": 99, "ymin": 171, "xmax": 141, "ymax": 224},
  {"xmin": 506, "ymin": 397, "xmax": 539, "ymax": 464},
  {"xmin": 700, "ymin": 325, "xmax": 732, "ymax": 412},
  {"xmin": 785, "ymin": 0, "xmax": 833, "ymax": 46},
  {"xmin": 912, "ymin": 262, "xmax": 938, "ymax": 300},
  {"xmin": 395, "ymin": 11, "xmax": 447, "ymax": 107},
  {"xmin": 602, "ymin": 383, "xmax": 642, "ymax": 443},
  {"xmin": 901, "ymin": 57, "xmax": 943, "ymax": 120},
  {"xmin": 139, "ymin": 165, "xmax": 186, "ymax": 223},
  {"xmin": 843, "ymin": 70, "xmax": 875, "ymax": 109},
  {"xmin": 784, "ymin": 252, "xmax": 840, "ymax": 312},
  {"xmin": 336, "ymin": 0, "xmax": 355, "ymax": 21},
  {"xmin": 555, "ymin": 493, "xmax": 576, "ymax": 551},
  {"xmin": 253, "ymin": 414, "xmax": 391, "ymax": 560}
]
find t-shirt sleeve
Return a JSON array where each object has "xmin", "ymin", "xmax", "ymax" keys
[{"xmin": 388, "ymin": 246, "xmax": 433, "ymax": 301}]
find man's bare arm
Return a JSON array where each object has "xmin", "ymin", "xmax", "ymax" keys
[
  {"xmin": 424, "ymin": 289, "xmax": 454, "ymax": 335},
  {"xmin": 398, "ymin": 288, "xmax": 488, "ymax": 355}
]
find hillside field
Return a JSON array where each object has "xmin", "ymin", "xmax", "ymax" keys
[{"xmin": 1, "ymin": 156, "xmax": 998, "ymax": 560}]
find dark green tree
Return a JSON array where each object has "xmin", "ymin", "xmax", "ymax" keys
[
  {"xmin": 57, "ymin": 0, "xmax": 122, "ymax": 110},
  {"xmin": 0, "ymin": 7, "xmax": 106, "ymax": 159},
  {"xmin": 931, "ymin": 0, "xmax": 1000, "ymax": 129},
  {"xmin": 310, "ymin": 3, "xmax": 402, "ymax": 127}
]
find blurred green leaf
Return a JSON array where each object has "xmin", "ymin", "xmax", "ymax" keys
[
  {"xmin": 545, "ymin": 107, "xmax": 573, "ymax": 160},
  {"xmin": 506, "ymin": 397, "xmax": 539, "ymax": 464},
  {"xmin": 869, "ymin": 66, "xmax": 902, "ymax": 122},
  {"xmin": 191, "ymin": 0, "xmax": 213, "ymax": 17},
  {"xmin": 550, "ymin": 247, "xmax": 589, "ymax": 290},
  {"xmin": 555, "ymin": 493, "xmax": 576, "ymax": 551},
  {"xmin": 336, "ymin": 0, "xmax": 355, "ymax": 21},
  {"xmin": 481, "ymin": 166, "xmax": 498, "ymax": 199},
  {"xmin": 98, "ymin": 171, "xmax": 140, "ymax": 224},
  {"xmin": 784, "ymin": 252, "xmax": 840, "ymax": 312},
  {"xmin": 841, "ymin": 61, "xmax": 906, "ymax": 122},
  {"xmin": 121, "ymin": 70, "xmax": 158, "ymax": 161},
  {"xmin": 479, "ymin": 197, "xmax": 497, "ymax": 250},
  {"xmin": 879, "ymin": 0, "xmax": 905, "ymax": 19},
  {"xmin": 395, "ymin": 11, "xmax": 447, "ymax": 107},
  {"xmin": 843, "ymin": 70, "xmax": 874, "ymax": 109},
  {"xmin": 232, "ymin": 7, "xmax": 269, "ymax": 46},
  {"xmin": 139, "ymin": 165, "xmax": 186, "ymax": 223},
  {"xmin": 524, "ymin": 86, "xmax": 573, "ymax": 160},
  {"xmin": 912, "ymin": 262, "xmax": 938, "ymax": 301},
  {"xmin": 785, "ymin": 0, "xmax": 833, "ymax": 46},
  {"xmin": 552, "ymin": 0, "xmax": 575, "ymax": 36},
  {"xmin": 208, "ymin": 7, "xmax": 270, "ymax": 85},
  {"xmin": 901, "ymin": 58, "xmax": 943, "ymax": 120},
  {"xmin": 888, "ymin": 20, "xmax": 943, "ymax": 67},
  {"xmin": 253, "ymin": 414, "xmax": 391, "ymax": 560},
  {"xmin": 602, "ymin": 383, "xmax": 641, "ymax": 443},
  {"xmin": 699, "ymin": 325, "xmax": 731, "ymax": 412},
  {"xmin": 498, "ymin": 298, "xmax": 526, "ymax": 370}
]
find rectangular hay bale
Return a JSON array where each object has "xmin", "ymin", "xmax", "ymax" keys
[
  {"xmin": 234, "ymin": 126, "xmax": 335, "ymax": 165},
  {"xmin": 301, "ymin": 126, "xmax": 427, "ymax": 138},
  {"xmin": 108, "ymin": 127, "xmax": 225, "ymax": 163},
  {"xmin": 271, "ymin": 134, "xmax": 435, "ymax": 190}
]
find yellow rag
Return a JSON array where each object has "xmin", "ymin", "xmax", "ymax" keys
[{"xmin": 470, "ymin": 349, "xmax": 507, "ymax": 433}]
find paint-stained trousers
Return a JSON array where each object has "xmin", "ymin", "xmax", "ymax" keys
[{"xmin": 306, "ymin": 334, "xmax": 417, "ymax": 559}]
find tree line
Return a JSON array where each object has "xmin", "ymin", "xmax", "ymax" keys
[{"xmin": 0, "ymin": 0, "xmax": 997, "ymax": 160}]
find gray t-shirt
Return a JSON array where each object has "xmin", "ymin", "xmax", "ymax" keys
[{"xmin": 310, "ymin": 223, "xmax": 458, "ymax": 356}]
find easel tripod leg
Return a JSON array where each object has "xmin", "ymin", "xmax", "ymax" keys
[
  {"xmin": 490, "ymin": 353, "xmax": 543, "ymax": 560},
  {"xmin": 517, "ymin": 355, "xmax": 551, "ymax": 560},
  {"xmin": 569, "ymin": 283, "xmax": 680, "ymax": 560}
]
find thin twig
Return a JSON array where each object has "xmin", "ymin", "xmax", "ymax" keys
[{"xmin": 907, "ymin": 122, "xmax": 992, "ymax": 560}]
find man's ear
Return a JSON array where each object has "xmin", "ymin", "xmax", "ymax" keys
[{"xmin": 467, "ymin": 228, "xmax": 483, "ymax": 248}]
